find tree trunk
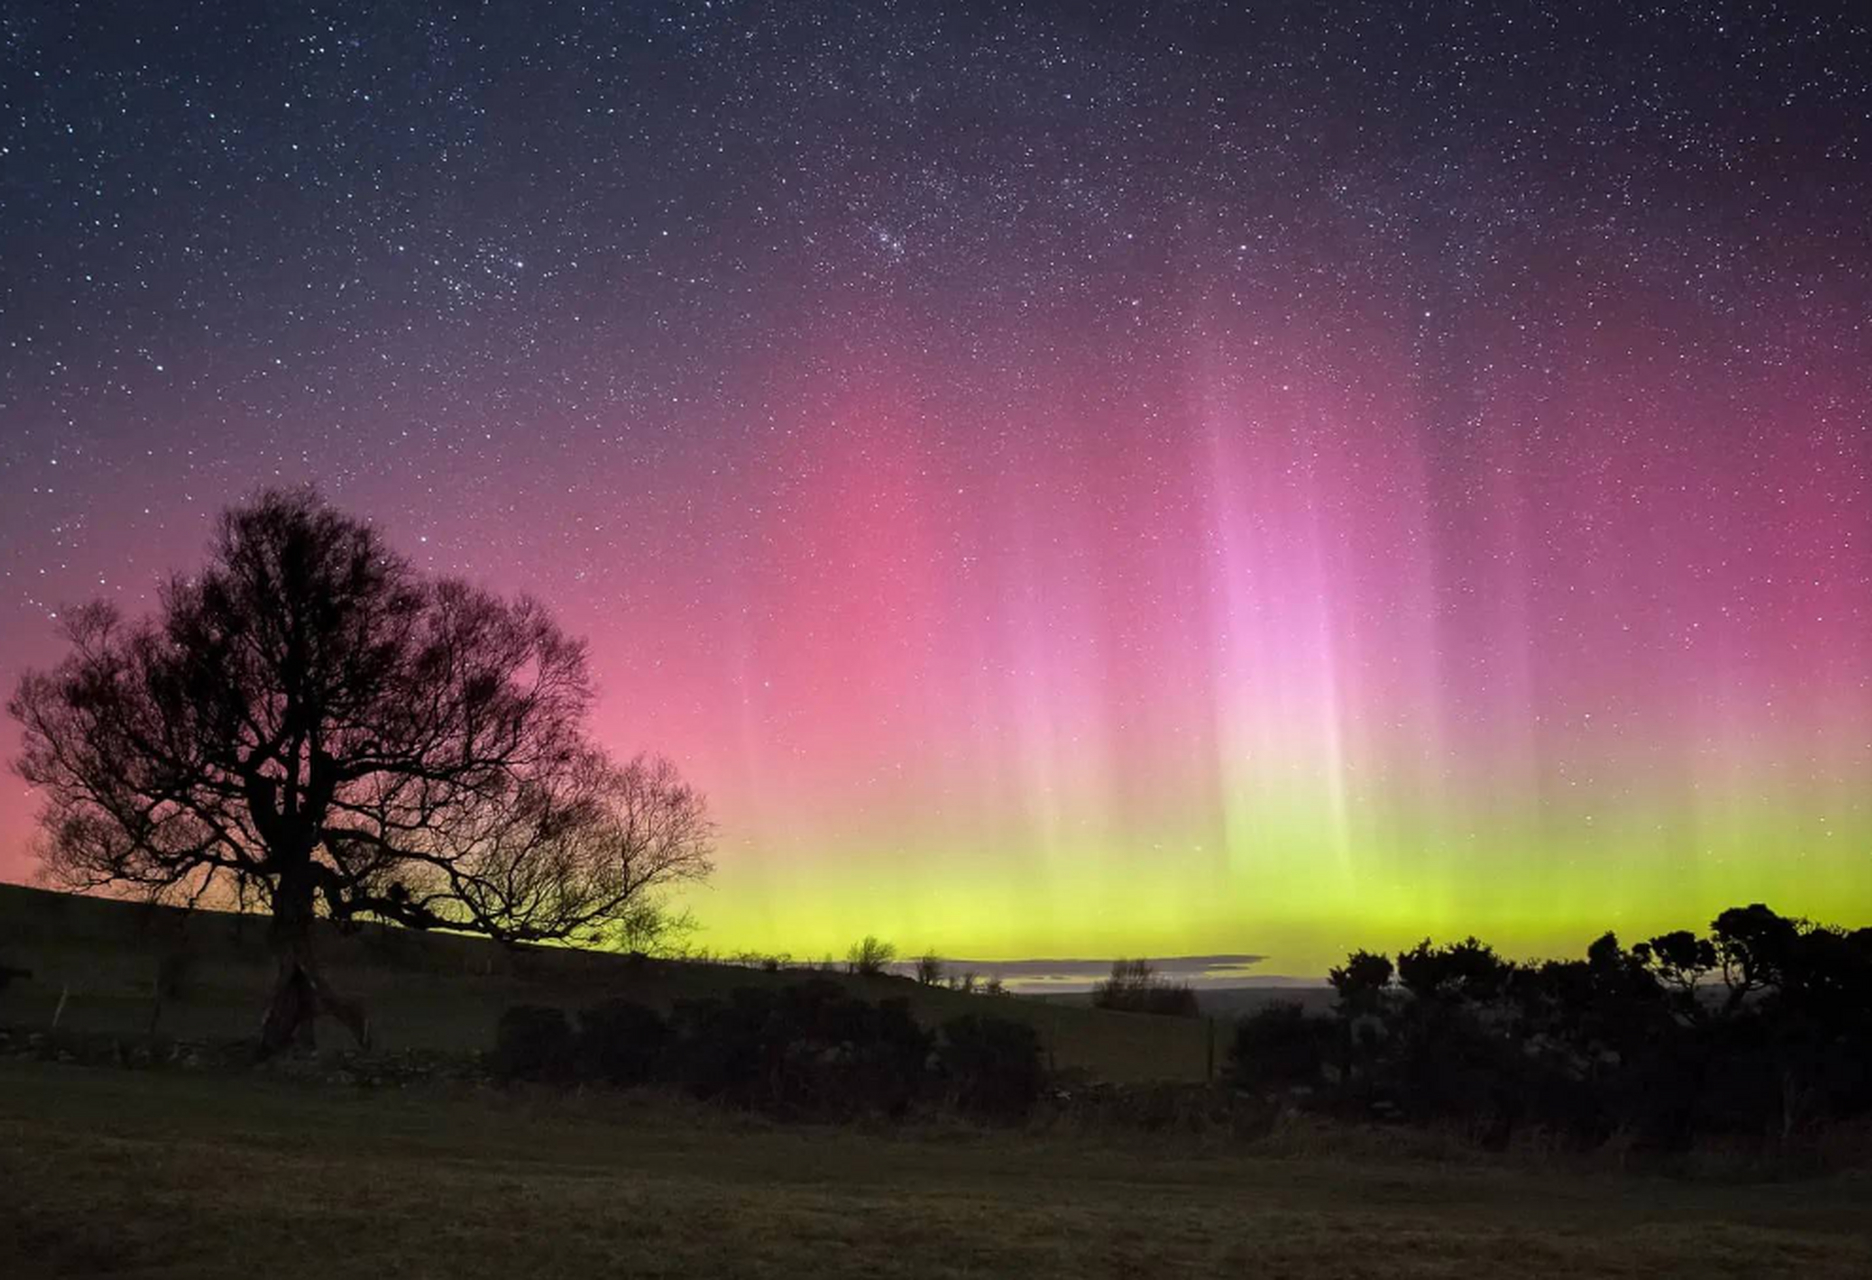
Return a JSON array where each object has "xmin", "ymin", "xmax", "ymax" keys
[
  {"xmin": 258, "ymin": 928, "xmax": 319, "ymax": 1057},
  {"xmin": 257, "ymin": 870, "xmax": 370, "ymax": 1057}
]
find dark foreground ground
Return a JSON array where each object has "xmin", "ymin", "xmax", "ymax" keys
[{"xmin": 4, "ymin": 1061, "xmax": 1870, "ymax": 1279}]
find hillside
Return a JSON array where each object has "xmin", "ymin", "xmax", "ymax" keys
[{"xmin": 0, "ymin": 883, "xmax": 1211, "ymax": 1083}]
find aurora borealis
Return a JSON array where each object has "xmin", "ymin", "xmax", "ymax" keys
[{"xmin": 3, "ymin": 3, "xmax": 1870, "ymax": 974}]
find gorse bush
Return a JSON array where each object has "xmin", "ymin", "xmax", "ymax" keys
[
  {"xmin": 490, "ymin": 981, "xmax": 1048, "ymax": 1122},
  {"xmin": 577, "ymin": 998, "xmax": 669, "ymax": 1086},
  {"xmin": 667, "ymin": 979, "xmax": 931, "ymax": 1118},
  {"xmin": 491, "ymin": 1005, "xmax": 577, "ymax": 1083},
  {"xmin": 1327, "ymin": 950, "xmax": 1393, "ymax": 1014},
  {"xmin": 936, "ymin": 1013, "xmax": 1045, "ymax": 1120},
  {"xmin": 1228, "ymin": 1002, "xmax": 1332, "ymax": 1094},
  {"xmin": 1250, "ymin": 904, "xmax": 1872, "ymax": 1152}
]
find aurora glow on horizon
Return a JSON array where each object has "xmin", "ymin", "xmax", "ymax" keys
[{"xmin": 3, "ymin": 4, "xmax": 1870, "ymax": 975}]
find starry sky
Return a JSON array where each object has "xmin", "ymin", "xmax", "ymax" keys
[{"xmin": 3, "ymin": 2, "xmax": 1870, "ymax": 974}]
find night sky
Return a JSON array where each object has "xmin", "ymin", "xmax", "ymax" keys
[{"xmin": 4, "ymin": 2, "xmax": 1870, "ymax": 972}]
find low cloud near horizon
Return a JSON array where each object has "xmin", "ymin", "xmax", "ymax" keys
[{"xmin": 895, "ymin": 954, "xmax": 1326, "ymax": 993}]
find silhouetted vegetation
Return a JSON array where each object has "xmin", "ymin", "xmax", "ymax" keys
[
  {"xmin": 1092, "ymin": 958, "xmax": 1200, "ymax": 1017},
  {"xmin": 1233, "ymin": 904, "xmax": 1872, "ymax": 1153},
  {"xmin": 490, "ymin": 980, "xmax": 1045, "ymax": 1121},
  {"xmin": 9, "ymin": 490, "xmax": 713, "ymax": 1056},
  {"xmin": 576, "ymin": 998, "xmax": 670, "ymax": 1085},
  {"xmin": 845, "ymin": 935, "xmax": 898, "ymax": 977},
  {"xmin": 913, "ymin": 953, "xmax": 945, "ymax": 986},
  {"xmin": 668, "ymin": 979, "xmax": 932, "ymax": 1118},
  {"xmin": 936, "ymin": 1013, "xmax": 1046, "ymax": 1119},
  {"xmin": 491, "ymin": 1005, "xmax": 577, "ymax": 1083},
  {"xmin": 1229, "ymin": 1002, "xmax": 1332, "ymax": 1094}
]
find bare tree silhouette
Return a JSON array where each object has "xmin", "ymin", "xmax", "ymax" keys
[
  {"xmin": 846, "ymin": 935, "xmax": 897, "ymax": 977},
  {"xmin": 10, "ymin": 488, "xmax": 712, "ymax": 1055}
]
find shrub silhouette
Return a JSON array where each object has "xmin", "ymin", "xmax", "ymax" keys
[
  {"xmin": 492, "ymin": 1005, "xmax": 577, "ymax": 1083},
  {"xmin": 1228, "ymin": 1002, "xmax": 1331, "ymax": 1093},
  {"xmin": 1091, "ymin": 959, "xmax": 1199, "ymax": 1017},
  {"xmin": 937, "ymin": 1014, "xmax": 1044, "ymax": 1119},
  {"xmin": 486, "ymin": 981, "xmax": 1048, "ymax": 1122},
  {"xmin": 1327, "ymin": 950, "xmax": 1393, "ymax": 1014},
  {"xmin": 577, "ymin": 998, "xmax": 670, "ymax": 1086},
  {"xmin": 665, "ymin": 979, "xmax": 931, "ymax": 1119},
  {"xmin": 1267, "ymin": 905, "xmax": 1872, "ymax": 1151},
  {"xmin": 1395, "ymin": 936, "xmax": 1512, "ymax": 1003}
]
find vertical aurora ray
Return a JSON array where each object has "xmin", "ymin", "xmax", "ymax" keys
[
  {"xmin": 2, "ymin": 4, "xmax": 1870, "ymax": 976},
  {"xmin": 2, "ymin": 291, "xmax": 1867, "ymax": 974},
  {"xmin": 625, "ymin": 301, "xmax": 1872, "ymax": 972}
]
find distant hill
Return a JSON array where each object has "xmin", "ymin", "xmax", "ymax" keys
[{"xmin": 0, "ymin": 883, "xmax": 1212, "ymax": 1083}]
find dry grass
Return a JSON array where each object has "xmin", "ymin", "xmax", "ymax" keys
[{"xmin": 3, "ymin": 1060, "xmax": 1870, "ymax": 1279}]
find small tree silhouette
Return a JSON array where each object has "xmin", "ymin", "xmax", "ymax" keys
[
  {"xmin": 1632, "ymin": 929, "xmax": 1717, "ymax": 1010},
  {"xmin": 1711, "ymin": 903, "xmax": 1802, "ymax": 1011},
  {"xmin": 1328, "ymin": 949, "xmax": 1393, "ymax": 1014},
  {"xmin": 847, "ymin": 935, "xmax": 897, "ymax": 977},
  {"xmin": 1091, "ymin": 958, "xmax": 1199, "ymax": 1017}
]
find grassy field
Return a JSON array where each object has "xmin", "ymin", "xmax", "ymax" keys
[
  {"xmin": 0, "ymin": 883, "xmax": 1211, "ymax": 1083},
  {"xmin": 4, "ymin": 1060, "xmax": 1870, "ymax": 1279},
  {"xmin": 7, "ymin": 886, "xmax": 1872, "ymax": 1277}
]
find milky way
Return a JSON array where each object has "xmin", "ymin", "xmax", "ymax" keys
[{"xmin": 3, "ymin": 3, "xmax": 1870, "ymax": 970}]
